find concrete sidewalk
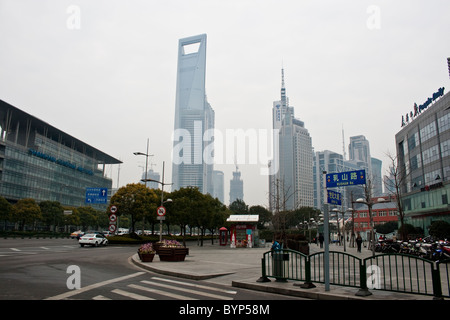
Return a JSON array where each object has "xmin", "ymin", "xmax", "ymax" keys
[{"xmin": 130, "ymin": 241, "xmax": 435, "ymax": 300}]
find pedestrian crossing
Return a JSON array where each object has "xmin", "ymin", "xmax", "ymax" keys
[{"xmin": 78, "ymin": 276, "xmax": 238, "ymax": 300}]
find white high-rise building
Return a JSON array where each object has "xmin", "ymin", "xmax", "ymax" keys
[
  {"xmin": 172, "ymin": 34, "xmax": 214, "ymax": 194},
  {"xmin": 269, "ymin": 69, "xmax": 314, "ymax": 211}
]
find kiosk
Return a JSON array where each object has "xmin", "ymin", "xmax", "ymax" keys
[{"xmin": 226, "ymin": 215, "xmax": 259, "ymax": 248}]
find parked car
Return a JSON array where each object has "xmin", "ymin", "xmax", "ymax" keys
[
  {"xmin": 79, "ymin": 233, "xmax": 108, "ymax": 247},
  {"xmin": 70, "ymin": 230, "xmax": 83, "ymax": 239}
]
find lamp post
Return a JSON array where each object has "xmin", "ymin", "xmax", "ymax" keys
[
  {"xmin": 134, "ymin": 138, "xmax": 153, "ymax": 235},
  {"xmin": 141, "ymin": 161, "xmax": 173, "ymax": 242},
  {"xmin": 347, "ymin": 208, "xmax": 356, "ymax": 248},
  {"xmin": 355, "ymin": 197, "xmax": 389, "ymax": 256},
  {"xmin": 331, "ymin": 208, "xmax": 346, "ymax": 252}
]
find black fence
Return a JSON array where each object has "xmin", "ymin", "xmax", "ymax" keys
[{"xmin": 259, "ymin": 249, "xmax": 450, "ymax": 299}]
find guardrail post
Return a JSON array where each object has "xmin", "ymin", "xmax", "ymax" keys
[
  {"xmin": 299, "ymin": 256, "xmax": 316, "ymax": 288},
  {"xmin": 355, "ymin": 259, "xmax": 372, "ymax": 297},
  {"xmin": 257, "ymin": 253, "xmax": 271, "ymax": 283},
  {"xmin": 432, "ymin": 262, "xmax": 444, "ymax": 300}
]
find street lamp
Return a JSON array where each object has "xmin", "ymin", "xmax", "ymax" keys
[
  {"xmin": 134, "ymin": 138, "xmax": 154, "ymax": 234},
  {"xmin": 355, "ymin": 197, "xmax": 389, "ymax": 256},
  {"xmin": 141, "ymin": 161, "xmax": 173, "ymax": 242},
  {"xmin": 331, "ymin": 208, "xmax": 346, "ymax": 252}
]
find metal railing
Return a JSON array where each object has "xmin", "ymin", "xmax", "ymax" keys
[{"xmin": 258, "ymin": 249, "xmax": 450, "ymax": 299}]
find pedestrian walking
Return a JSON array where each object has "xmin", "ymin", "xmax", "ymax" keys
[
  {"xmin": 356, "ymin": 233, "xmax": 363, "ymax": 253},
  {"xmin": 319, "ymin": 233, "xmax": 324, "ymax": 248}
]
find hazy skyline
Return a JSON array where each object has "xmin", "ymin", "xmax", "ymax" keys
[{"xmin": 1, "ymin": 1, "xmax": 449, "ymax": 207}]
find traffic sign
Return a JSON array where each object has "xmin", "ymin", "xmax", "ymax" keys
[
  {"xmin": 327, "ymin": 190, "xmax": 342, "ymax": 205},
  {"xmin": 109, "ymin": 213, "xmax": 117, "ymax": 223},
  {"xmin": 110, "ymin": 205, "xmax": 117, "ymax": 214},
  {"xmin": 85, "ymin": 188, "xmax": 108, "ymax": 204},
  {"xmin": 326, "ymin": 170, "xmax": 366, "ymax": 188},
  {"xmin": 109, "ymin": 224, "xmax": 117, "ymax": 233},
  {"xmin": 157, "ymin": 206, "xmax": 166, "ymax": 216}
]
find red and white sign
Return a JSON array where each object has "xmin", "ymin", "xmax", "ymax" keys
[
  {"xmin": 108, "ymin": 224, "xmax": 117, "ymax": 233},
  {"xmin": 110, "ymin": 205, "xmax": 117, "ymax": 214},
  {"xmin": 109, "ymin": 213, "xmax": 117, "ymax": 223},
  {"xmin": 157, "ymin": 206, "xmax": 166, "ymax": 216}
]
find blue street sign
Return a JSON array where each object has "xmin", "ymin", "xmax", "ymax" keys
[
  {"xmin": 85, "ymin": 188, "xmax": 108, "ymax": 204},
  {"xmin": 326, "ymin": 170, "xmax": 366, "ymax": 188},
  {"xmin": 327, "ymin": 190, "xmax": 342, "ymax": 205}
]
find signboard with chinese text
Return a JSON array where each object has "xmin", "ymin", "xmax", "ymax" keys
[
  {"xmin": 326, "ymin": 170, "xmax": 366, "ymax": 188},
  {"xmin": 327, "ymin": 190, "xmax": 342, "ymax": 205}
]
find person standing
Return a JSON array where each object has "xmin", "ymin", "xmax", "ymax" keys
[
  {"xmin": 319, "ymin": 233, "xmax": 324, "ymax": 248},
  {"xmin": 356, "ymin": 233, "xmax": 363, "ymax": 253}
]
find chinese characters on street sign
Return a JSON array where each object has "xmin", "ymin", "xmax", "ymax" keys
[
  {"xmin": 85, "ymin": 187, "xmax": 108, "ymax": 204},
  {"xmin": 327, "ymin": 190, "xmax": 342, "ymax": 205},
  {"xmin": 326, "ymin": 170, "xmax": 366, "ymax": 188}
]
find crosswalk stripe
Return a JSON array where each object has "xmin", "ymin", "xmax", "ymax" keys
[
  {"xmin": 151, "ymin": 276, "xmax": 237, "ymax": 295},
  {"xmin": 128, "ymin": 284, "xmax": 198, "ymax": 300},
  {"xmin": 140, "ymin": 280, "xmax": 233, "ymax": 300},
  {"xmin": 111, "ymin": 289, "xmax": 155, "ymax": 300},
  {"xmin": 92, "ymin": 295, "xmax": 111, "ymax": 300}
]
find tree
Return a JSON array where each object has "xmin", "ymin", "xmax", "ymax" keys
[
  {"xmin": 0, "ymin": 196, "xmax": 12, "ymax": 230},
  {"xmin": 249, "ymin": 205, "xmax": 271, "ymax": 229},
  {"xmin": 429, "ymin": 220, "xmax": 450, "ymax": 239},
  {"xmin": 11, "ymin": 198, "xmax": 41, "ymax": 231},
  {"xmin": 385, "ymin": 151, "xmax": 408, "ymax": 240},
  {"xmin": 229, "ymin": 199, "xmax": 248, "ymax": 214},
  {"xmin": 39, "ymin": 201, "xmax": 64, "ymax": 232},
  {"xmin": 75, "ymin": 206, "xmax": 98, "ymax": 231},
  {"xmin": 109, "ymin": 183, "xmax": 156, "ymax": 234}
]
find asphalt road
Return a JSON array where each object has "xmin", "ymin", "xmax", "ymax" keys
[{"xmin": 0, "ymin": 238, "xmax": 306, "ymax": 302}]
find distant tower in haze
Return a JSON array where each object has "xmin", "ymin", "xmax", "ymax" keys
[
  {"xmin": 229, "ymin": 166, "xmax": 244, "ymax": 204},
  {"xmin": 172, "ymin": 34, "xmax": 214, "ymax": 194}
]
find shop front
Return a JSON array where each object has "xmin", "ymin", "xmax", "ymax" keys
[{"xmin": 226, "ymin": 215, "xmax": 259, "ymax": 248}]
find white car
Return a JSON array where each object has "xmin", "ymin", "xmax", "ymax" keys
[{"xmin": 79, "ymin": 233, "xmax": 108, "ymax": 247}]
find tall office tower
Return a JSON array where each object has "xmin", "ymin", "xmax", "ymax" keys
[
  {"xmin": 172, "ymin": 34, "xmax": 214, "ymax": 194},
  {"xmin": 269, "ymin": 69, "xmax": 314, "ymax": 211},
  {"xmin": 229, "ymin": 166, "xmax": 244, "ymax": 204},
  {"xmin": 348, "ymin": 135, "xmax": 372, "ymax": 174}
]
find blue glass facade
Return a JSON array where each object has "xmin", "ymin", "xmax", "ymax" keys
[{"xmin": 0, "ymin": 100, "xmax": 121, "ymax": 209}]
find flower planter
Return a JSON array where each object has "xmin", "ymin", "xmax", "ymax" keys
[
  {"xmin": 138, "ymin": 252, "xmax": 156, "ymax": 262},
  {"xmin": 157, "ymin": 247, "xmax": 189, "ymax": 262}
]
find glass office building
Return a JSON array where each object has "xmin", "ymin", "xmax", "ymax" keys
[
  {"xmin": 0, "ymin": 99, "xmax": 121, "ymax": 209},
  {"xmin": 395, "ymin": 87, "xmax": 450, "ymax": 234}
]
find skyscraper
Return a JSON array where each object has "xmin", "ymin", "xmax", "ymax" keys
[
  {"xmin": 172, "ymin": 34, "xmax": 214, "ymax": 194},
  {"xmin": 229, "ymin": 166, "xmax": 244, "ymax": 204},
  {"xmin": 269, "ymin": 69, "xmax": 314, "ymax": 211}
]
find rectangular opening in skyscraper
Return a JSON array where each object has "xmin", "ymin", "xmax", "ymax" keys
[{"xmin": 182, "ymin": 42, "xmax": 201, "ymax": 55}]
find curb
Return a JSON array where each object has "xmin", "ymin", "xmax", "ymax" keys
[{"xmin": 131, "ymin": 254, "xmax": 235, "ymax": 281}]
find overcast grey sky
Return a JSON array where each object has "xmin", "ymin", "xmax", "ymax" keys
[{"xmin": 1, "ymin": 0, "xmax": 449, "ymax": 207}]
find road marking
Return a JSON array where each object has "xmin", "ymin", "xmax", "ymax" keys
[
  {"xmin": 40, "ymin": 247, "xmax": 50, "ymax": 250},
  {"xmin": 45, "ymin": 271, "xmax": 146, "ymax": 300},
  {"xmin": 151, "ymin": 276, "xmax": 237, "ymax": 295},
  {"xmin": 10, "ymin": 248, "xmax": 21, "ymax": 251},
  {"xmin": 111, "ymin": 289, "xmax": 154, "ymax": 300},
  {"xmin": 128, "ymin": 284, "xmax": 198, "ymax": 300},
  {"xmin": 92, "ymin": 295, "xmax": 111, "ymax": 300},
  {"xmin": 141, "ymin": 280, "xmax": 234, "ymax": 300}
]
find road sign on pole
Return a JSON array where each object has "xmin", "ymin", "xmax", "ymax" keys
[
  {"xmin": 157, "ymin": 206, "xmax": 166, "ymax": 216},
  {"xmin": 326, "ymin": 170, "xmax": 366, "ymax": 188},
  {"xmin": 85, "ymin": 188, "xmax": 108, "ymax": 204},
  {"xmin": 327, "ymin": 190, "xmax": 342, "ymax": 205}
]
